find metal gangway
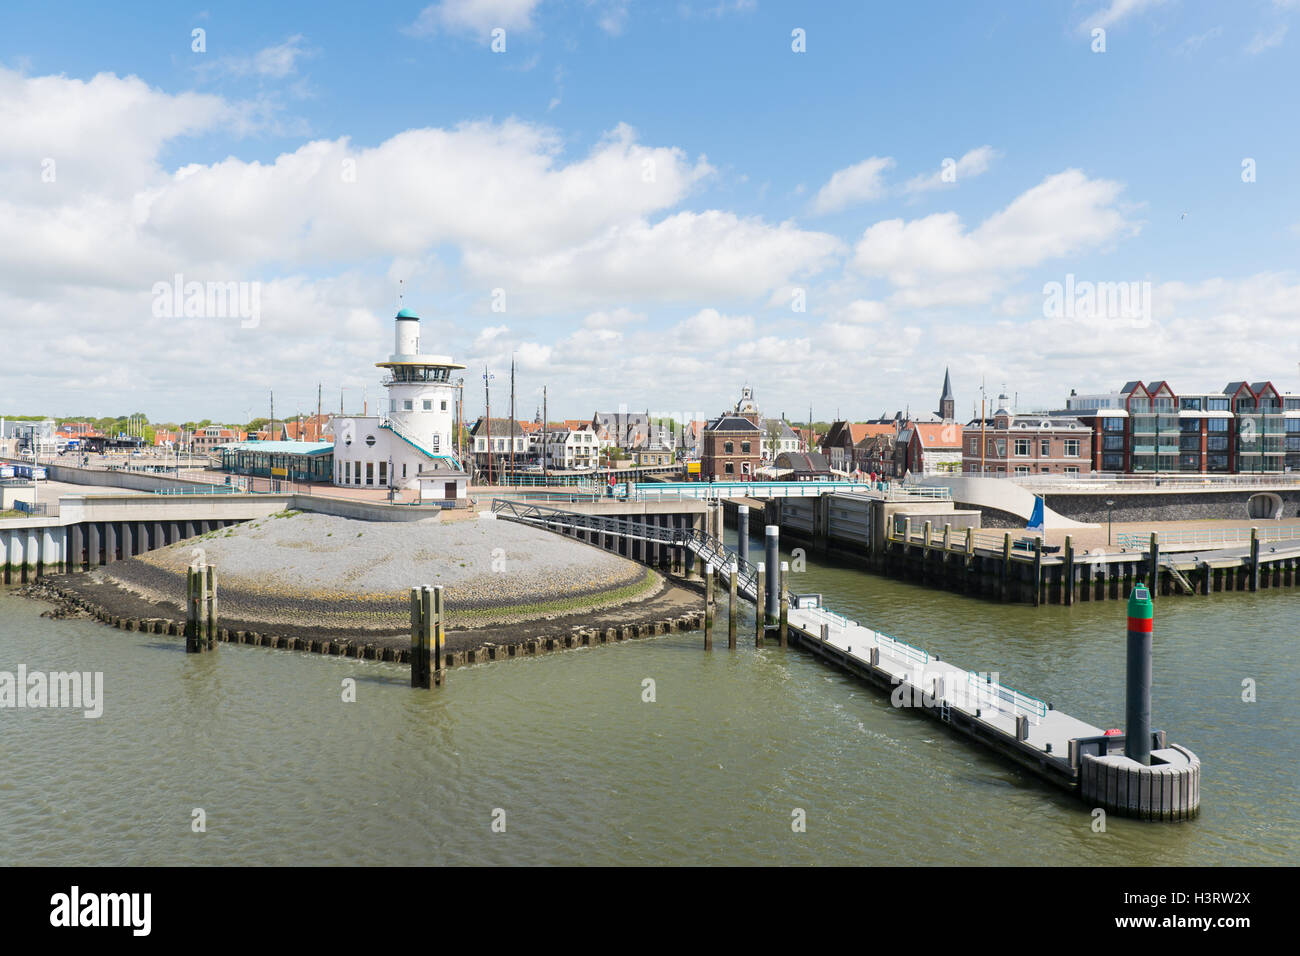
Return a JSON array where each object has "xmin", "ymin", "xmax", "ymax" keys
[{"xmin": 491, "ymin": 498, "xmax": 762, "ymax": 601}]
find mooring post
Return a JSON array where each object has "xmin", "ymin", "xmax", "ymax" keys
[
  {"xmin": 778, "ymin": 562, "xmax": 789, "ymax": 648},
  {"xmin": 185, "ymin": 563, "xmax": 210, "ymax": 653},
  {"xmin": 903, "ymin": 517, "xmax": 912, "ymax": 556},
  {"xmin": 1032, "ymin": 539, "xmax": 1042, "ymax": 607},
  {"xmin": 184, "ymin": 565, "xmax": 198, "ymax": 652},
  {"xmin": 727, "ymin": 560, "xmax": 738, "ymax": 650},
  {"xmin": 764, "ymin": 525, "xmax": 780, "ymax": 625},
  {"xmin": 737, "ymin": 505, "xmax": 750, "ymax": 566},
  {"xmin": 1249, "ymin": 527, "xmax": 1260, "ymax": 592},
  {"xmin": 703, "ymin": 562, "xmax": 715, "ymax": 650},
  {"xmin": 755, "ymin": 562, "xmax": 765, "ymax": 647},
  {"xmin": 410, "ymin": 587, "xmax": 432, "ymax": 689},
  {"xmin": 1001, "ymin": 532, "xmax": 1012, "ymax": 601},
  {"xmin": 1148, "ymin": 531, "xmax": 1160, "ymax": 599},
  {"xmin": 1064, "ymin": 534, "xmax": 1075, "ymax": 606},
  {"xmin": 204, "ymin": 563, "xmax": 218, "ymax": 650},
  {"xmin": 433, "ymin": 584, "xmax": 446, "ymax": 686},
  {"xmin": 1125, "ymin": 584, "xmax": 1154, "ymax": 766}
]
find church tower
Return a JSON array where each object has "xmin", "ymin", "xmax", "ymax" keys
[{"xmin": 939, "ymin": 367, "xmax": 955, "ymax": 422}]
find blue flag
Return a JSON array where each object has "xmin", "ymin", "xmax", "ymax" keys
[{"xmin": 1026, "ymin": 495, "xmax": 1045, "ymax": 533}]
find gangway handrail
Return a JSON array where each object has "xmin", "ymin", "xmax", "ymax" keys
[
  {"xmin": 875, "ymin": 631, "xmax": 929, "ymax": 665},
  {"xmin": 965, "ymin": 670, "xmax": 1047, "ymax": 721}
]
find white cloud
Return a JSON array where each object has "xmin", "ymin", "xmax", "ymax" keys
[
  {"xmin": 902, "ymin": 146, "xmax": 997, "ymax": 195},
  {"xmin": 852, "ymin": 169, "xmax": 1137, "ymax": 303},
  {"xmin": 407, "ymin": 0, "xmax": 542, "ymax": 37},
  {"xmin": 465, "ymin": 210, "xmax": 843, "ymax": 306},
  {"xmin": 582, "ymin": 307, "xmax": 644, "ymax": 328},
  {"xmin": 215, "ymin": 35, "xmax": 314, "ymax": 79},
  {"xmin": 1078, "ymin": 0, "xmax": 1169, "ymax": 33},
  {"xmin": 1246, "ymin": 23, "xmax": 1288, "ymax": 53},
  {"xmin": 810, "ymin": 157, "xmax": 894, "ymax": 214},
  {"xmin": 1176, "ymin": 26, "xmax": 1222, "ymax": 55}
]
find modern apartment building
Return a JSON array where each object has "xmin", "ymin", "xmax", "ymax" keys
[{"xmin": 1066, "ymin": 380, "xmax": 1299, "ymax": 474}]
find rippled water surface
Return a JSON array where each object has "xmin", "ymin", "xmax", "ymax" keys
[{"xmin": 2, "ymin": 536, "xmax": 1296, "ymax": 865}]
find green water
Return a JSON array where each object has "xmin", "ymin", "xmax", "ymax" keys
[{"xmin": 1, "ymin": 538, "xmax": 1295, "ymax": 865}]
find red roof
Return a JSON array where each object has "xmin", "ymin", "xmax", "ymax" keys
[
  {"xmin": 847, "ymin": 423, "xmax": 895, "ymax": 443},
  {"xmin": 912, "ymin": 423, "xmax": 962, "ymax": 448}
]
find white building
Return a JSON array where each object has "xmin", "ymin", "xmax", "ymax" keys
[
  {"xmin": 331, "ymin": 308, "xmax": 464, "ymax": 490},
  {"xmin": 546, "ymin": 426, "xmax": 599, "ymax": 470}
]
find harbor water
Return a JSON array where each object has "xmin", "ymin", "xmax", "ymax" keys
[{"xmin": 1, "ymin": 536, "xmax": 1295, "ymax": 865}]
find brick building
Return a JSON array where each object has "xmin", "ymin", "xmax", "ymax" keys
[
  {"xmin": 962, "ymin": 399, "xmax": 1093, "ymax": 475},
  {"xmin": 701, "ymin": 415, "xmax": 761, "ymax": 480}
]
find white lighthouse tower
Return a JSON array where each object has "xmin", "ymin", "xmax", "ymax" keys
[{"xmin": 331, "ymin": 308, "xmax": 465, "ymax": 494}]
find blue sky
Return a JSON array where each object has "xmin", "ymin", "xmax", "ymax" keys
[{"xmin": 2, "ymin": 0, "xmax": 1298, "ymax": 425}]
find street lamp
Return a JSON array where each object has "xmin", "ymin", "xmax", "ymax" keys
[{"xmin": 1106, "ymin": 499, "xmax": 1115, "ymax": 546}]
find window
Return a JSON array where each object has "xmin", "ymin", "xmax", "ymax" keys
[
  {"xmin": 378, "ymin": 461, "xmax": 387, "ymax": 485},
  {"xmin": 1208, "ymin": 419, "xmax": 1229, "ymax": 432},
  {"xmin": 724, "ymin": 461, "xmax": 734, "ymax": 474},
  {"xmin": 432, "ymin": 434, "xmax": 440, "ymax": 451},
  {"xmin": 1103, "ymin": 435, "xmax": 1125, "ymax": 450},
  {"xmin": 1040, "ymin": 439, "xmax": 1050, "ymax": 456},
  {"xmin": 1103, "ymin": 417, "xmax": 1125, "ymax": 432},
  {"xmin": 1014, "ymin": 439, "xmax": 1030, "ymax": 456},
  {"xmin": 994, "ymin": 439, "xmax": 1006, "ymax": 457},
  {"xmin": 724, "ymin": 441, "xmax": 734, "ymax": 453},
  {"xmin": 1064, "ymin": 439, "xmax": 1080, "ymax": 457},
  {"xmin": 741, "ymin": 441, "xmax": 751, "ymax": 454},
  {"xmin": 1286, "ymin": 419, "xmax": 1300, "ymax": 433},
  {"xmin": 968, "ymin": 438, "xmax": 978, "ymax": 453},
  {"xmin": 1207, "ymin": 436, "xmax": 1229, "ymax": 451},
  {"xmin": 1180, "ymin": 398, "xmax": 1202, "ymax": 410},
  {"xmin": 1014, "ymin": 466, "xmax": 1030, "ymax": 476},
  {"xmin": 403, "ymin": 400, "xmax": 413, "ymax": 411},
  {"xmin": 1064, "ymin": 467, "xmax": 1080, "ymax": 475},
  {"xmin": 1207, "ymin": 398, "xmax": 1229, "ymax": 411},
  {"xmin": 402, "ymin": 463, "xmax": 407, "ymax": 478},
  {"xmin": 1102, "ymin": 453, "xmax": 1124, "ymax": 471},
  {"xmin": 365, "ymin": 462, "xmax": 374, "ymax": 485},
  {"xmin": 365, "ymin": 435, "xmax": 376, "ymax": 446},
  {"xmin": 423, "ymin": 400, "xmax": 432, "ymax": 411},
  {"xmin": 1180, "ymin": 418, "xmax": 1201, "ymax": 433},
  {"xmin": 441, "ymin": 401, "xmax": 448, "ymax": 411}
]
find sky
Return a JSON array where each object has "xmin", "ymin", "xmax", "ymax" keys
[{"xmin": 1, "ymin": 0, "xmax": 1299, "ymax": 426}]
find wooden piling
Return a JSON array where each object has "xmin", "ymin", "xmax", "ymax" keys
[
  {"xmin": 204, "ymin": 564, "xmax": 217, "ymax": 650},
  {"xmin": 185, "ymin": 563, "xmax": 216, "ymax": 653},
  {"xmin": 755, "ymin": 562, "xmax": 765, "ymax": 647},
  {"xmin": 409, "ymin": 586, "xmax": 444, "ymax": 688},
  {"xmin": 409, "ymin": 587, "xmax": 423, "ymax": 687},
  {"xmin": 433, "ymin": 584, "xmax": 445, "ymax": 685}
]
